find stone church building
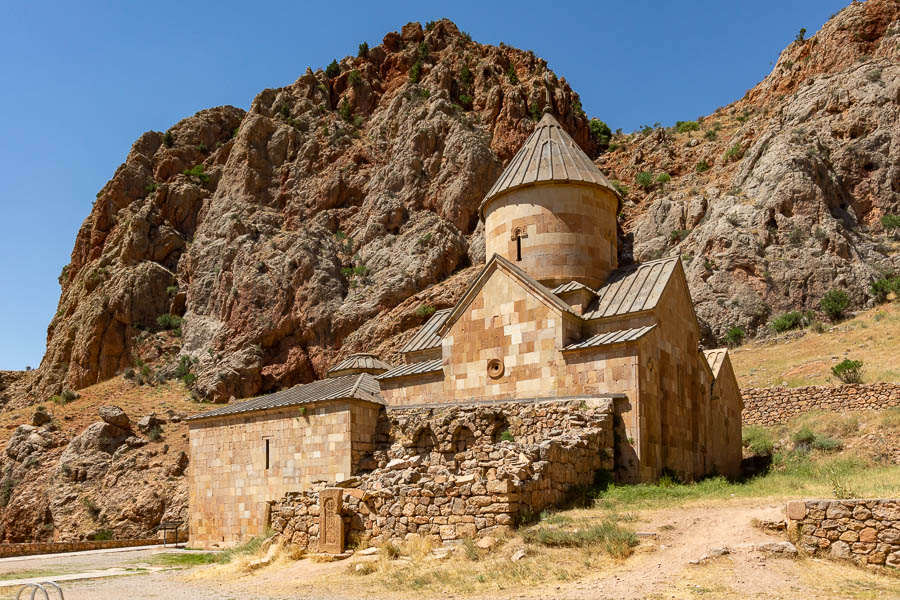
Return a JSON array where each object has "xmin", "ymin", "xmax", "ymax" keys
[{"xmin": 187, "ymin": 113, "xmax": 742, "ymax": 547}]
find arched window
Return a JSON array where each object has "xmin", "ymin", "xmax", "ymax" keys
[
  {"xmin": 511, "ymin": 228, "xmax": 527, "ymax": 262},
  {"xmin": 490, "ymin": 418, "xmax": 512, "ymax": 443},
  {"xmin": 412, "ymin": 427, "xmax": 437, "ymax": 455},
  {"xmin": 451, "ymin": 425, "xmax": 476, "ymax": 453}
]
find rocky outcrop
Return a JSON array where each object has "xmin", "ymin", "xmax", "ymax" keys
[
  {"xmin": 0, "ymin": 405, "xmax": 188, "ymax": 543},
  {"xmin": 604, "ymin": 0, "xmax": 900, "ymax": 339}
]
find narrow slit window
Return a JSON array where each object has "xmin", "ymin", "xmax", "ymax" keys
[
  {"xmin": 265, "ymin": 439, "xmax": 270, "ymax": 470},
  {"xmin": 516, "ymin": 235, "xmax": 522, "ymax": 261}
]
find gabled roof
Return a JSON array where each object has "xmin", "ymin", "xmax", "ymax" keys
[
  {"xmin": 562, "ymin": 325, "xmax": 656, "ymax": 351},
  {"xmin": 327, "ymin": 353, "xmax": 391, "ymax": 377},
  {"xmin": 551, "ymin": 280, "xmax": 596, "ymax": 296},
  {"xmin": 399, "ymin": 309, "xmax": 452, "ymax": 355},
  {"xmin": 479, "ymin": 112, "xmax": 619, "ymax": 218},
  {"xmin": 703, "ymin": 348, "xmax": 729, "ymax": 378},
  {"xmin": 186, "ymin": 373, "xmax": 382, "ymax": 422},
  {"xmin": 438, "ymin": 254, "xmax": 579, "ymax": 338},
  {"xmin": 583, "ymin": 257, "xmax": 679, "ymax": 320},
  {"xmin": 376, "ymin": 358, "xmax": 443, "ymax": 381}
]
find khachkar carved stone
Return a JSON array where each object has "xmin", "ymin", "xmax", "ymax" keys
[{"xmin": 318, "ymin": 488, "xmax": 344, "ymax": 554}]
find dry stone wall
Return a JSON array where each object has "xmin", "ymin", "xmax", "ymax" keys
[
  {"xmin": 786, "ymin": 499, "xmax": 900, "ymax": 568},
  {"xmin": 270, "ymin": 399, "xmax": 614, "ymax": 550},
  {"xmin": 742, "ymin": 383, "xmax": 900, "ymax": 425}
]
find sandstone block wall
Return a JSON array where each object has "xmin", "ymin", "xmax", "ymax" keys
[
  {"xmin": 188, "ymin": 399, "xmax": 377, "ymax": 548},
  {"xmin": 0, "ymin": 534, "xmax": 186, "ymax": 559},
  {"xmin": 787, "ymin": 499, "xmax": 900, "ymax": 568},
  {"xmin": 743, "ymin": 384, "xmax": 900, "ymax": 425},
  {"xmin": 271, "ymin": 399, "xmax": 614, "ymax": 550},
  {"xmin": 484, "ymin": 184, "xmax": 619, "ymax": 289}
]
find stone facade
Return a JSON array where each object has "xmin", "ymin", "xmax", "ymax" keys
[
  {"xmin": 188, "ymin": 399, "xmax": 378, "ymax": 548},
  {"xmin": 786, "ymin": 499, "xmax": 900, "ymax": 568},
  {"xmin": 187, "ymin": 112, "xmax": 743, "ymax": 549},
  {"xmin": 270, "ymin": 399, "xmax": 614, "ymax": 550},
  {"xmin": 484, "ymin": 184, "xmax": 619, "ymax": 289},
  {"xmin": 743, "ymin": 383, "xmax": 900, "ymax": 425}
]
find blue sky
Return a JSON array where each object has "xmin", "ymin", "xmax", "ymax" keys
[{"xmin": 0, "ymin": 0, "xmax": 849, "ymax": 370}]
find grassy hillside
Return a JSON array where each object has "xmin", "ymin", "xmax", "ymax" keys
[{"xmin": 731, "ymin": 301, "xmax": 900, "ymax": 388}]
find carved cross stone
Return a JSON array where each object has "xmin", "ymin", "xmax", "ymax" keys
[{"xmin": 318, "ymin": 488, "xmax": 344, "ymax": 554}]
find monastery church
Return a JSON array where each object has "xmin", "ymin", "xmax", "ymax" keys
[{"xmin": 187, "ymin": 113, "xmax": 743, "ymax": 546}]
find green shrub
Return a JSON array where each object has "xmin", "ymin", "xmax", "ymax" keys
[
  {"xmin": 82, "ymin": 497, "xmax": 101, "ymax": 519},
  {"xmin": 882, "ymin": 214, "xmax": 900, "ymax": 238},
  {"xmin": 791, "ymin": 426, "xmax": 816, "ymax": 446},
  {"xmin": 183, "ymin": 164, "xmax": 209, "ymax": 183},
  {"xmin": 506, "ymin": 65, "xmax": 519, "ymax": 84},
  {"xmin": 669, "ymin": 229, "xmax": 690, "ymax": 243},
  {"xmin": 611, "ymin": 181, "xmax": 629, "ymax": 198},
  {"xmin": 704, "ymin": 130, "xmax": 718, "ymax": 140},
  {"xmin": 414, "ymin": 305, "xmax": 436, "ymax": 318},
  {"xmin": 93, "ymin": 529, "xmax": 114, "ymax": 541},
  {"xmin": 409, "ymin": 60, "xmax": 423, "ymax": 83},
  {"xmin": 656, "ymin": 172, "xmax": 671, "ymax": 185},
  {"xmin": 768, "ymin": 311, "xmax": 803, "ymax": 333},
  {"xmin": 820, "ymin": 289, "xmax": 850, "ymax": 320},
  {"xmin": 795, "ymin": 28, "xmax": 806, "ymax": 44},
  {"xmin": 157, "ymin": 313, "xmax": 183, "ymax": 331},
  {"xmin": 147, "ymin": 425, "xmax": 163, "ymax": 442},
  {"xmin": 723, "ymin": 143, "xmax": 743, "ymax": 162},
  {"xmin": 675, "ymin": 120, "xmax": 700, "ymax": 133},
  {"xmin": 589, "ymin": 119, "xmax": 612, "ymax": 150},
  {"xmin": 325, "ymin": 59, "xmax": 340, "ymax": 78},
  {"xmin": 339, "ymin": 97, "xmax": 352, "ymax": 122},
  {"xmin": 163, "ymin": 130, "xmax": 174, "ymax": 147},
  {"xmin": 357, "ymin": 42, "xmax": 369, "ymax": 58},
  {"xmin": 723, "ymin": 327, "xmax": 745, "ymax": 347},
  {"xmin": 124, "ymin": 367, "xmax": 135, "ymax": 380},
  {"xmin": 695, "ymin": 160, "xmax": 711, "ymax": 173},
  {"xmin": 871, "ymin": 276, "xmax": 900, "ymax": 303},
  {"xmin": 425, "ymin": 20, "xmax": 436, "ymax": 32},
  {"xmin": 500, "ymin": 430, "xmax": 515, "ymax": 442},
  {"xmin": 529, "ymin": 100, "xmax": 541, "ymax": 121},
  {"xmin": 459, "ymin": 64, "xmax": 473, "ymax": 88},
  {"xmin": 635, "ymin": 171, "xmax": 654, "ymax": 189},
  {"xmin": 742, "ymin": 426, "xmax": 774, "ymax": 455},
  {"xmin": 813, "ymin": 436, "xmax": 843, "ymax": 452},
  {"xmin": 832, "ymin": 359, "xmax": 862, "ymax": 384},
  {"xmin": 521, "ymin": 518, "xmax": 637, "ymax": 558},
  {"xmin": 347, "ymin": 69, "xmax": 362, "ymax": 87}
]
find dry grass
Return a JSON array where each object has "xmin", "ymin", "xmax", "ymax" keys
[
  {"xmin": 731, "ymin": 301, "xmax": 900, "ymax": 388},
  {"xmin": 339, "ymin": 514, "xmax": 633, "ymax": 595}
]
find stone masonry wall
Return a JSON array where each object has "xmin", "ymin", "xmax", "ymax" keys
[
  {"xmin": 742, "ymin": 383, "xmax": 900, "ymax": 425},
  {"xmin": 786, "ymin": 499, "xmax": 900, "ymax": 568},
  {"xmin": 270, "ymin": 399, "xmax": 614, "ymax": 550}
]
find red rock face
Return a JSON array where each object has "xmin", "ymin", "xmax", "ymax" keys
[
  {"xmin": 17, "ymin": 20, "xmax": 594, "ymax": 404},
  {"xmin": 600, "ymin": 0, "xmax": 900, "ymax": 342}
]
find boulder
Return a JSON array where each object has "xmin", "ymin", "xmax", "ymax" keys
[{"xmin": 99, "ymin": 406, "xmax": 131, "ymax": 430}]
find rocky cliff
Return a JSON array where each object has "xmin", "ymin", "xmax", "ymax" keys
[{"xmin": 8, "ymin": 2, "xmax": 900, "ymax": 407}]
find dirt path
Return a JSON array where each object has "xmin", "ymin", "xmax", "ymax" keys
[{"xmin": 5, "ymin": 499, "xmax": 899, "ymax": 599}]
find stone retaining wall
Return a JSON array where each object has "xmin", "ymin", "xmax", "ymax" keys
[
  {"xmin": 786, "ymin": 499, "xmax": 900, "ymax": 568},
  {"xmin": 0, "ymin": 533, "xmax": 187, "ymax": 558},
  {"xmin": 742, "ymin": 383, "xmax": 900, "ymax": 425},
  {"xmin": 271, "ymin": 399, "xmax": 614, "ymax": 551}
]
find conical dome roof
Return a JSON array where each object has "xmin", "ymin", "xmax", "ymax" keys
[{"xmin": 479, "ymin": 112, "xmax": 619, "ymax": 218}]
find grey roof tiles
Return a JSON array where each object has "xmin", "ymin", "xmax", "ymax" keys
[
  {"xmin": 186, "ymin": 373, "xmax": 383, "ymax": 422},
  {"xmin": 327, "ymin": 353, "xmax": 392, "ymax": 376},
  {"xmin": 562, "ymin": 325, "xmax": 656, "ymax": 351},
  {"xmin": 583, "ymin": 257, "xmax": 679, "ymax": 319},
  {"xmin": 479, "ymin": 113, "xmax": 619, "ymax": 217},
  {"xmin": 375, "ymin": 358, "xmax": 444, "ymax": 380},
  {"xmin": 399, "ymin": 309, "xmax": 452, "ymax": 354}
]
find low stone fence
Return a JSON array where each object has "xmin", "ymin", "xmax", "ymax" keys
[
  {"xmin": 271, "ymin": 399, "xmax": 614, "ymax": 551},
  {"xmin": 742, "ymin": 383, "xmax": 900, "ymax": 425},
  {"xmin": 786, "ymin": 499, "xmax": 900, "ymax": 568},
  {"xmin": 0, "ymin": 533, "xmax": 187, "ymax": 558}
]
